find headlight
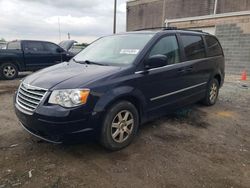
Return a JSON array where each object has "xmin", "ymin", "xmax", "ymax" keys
[{"xmin": 48, "ymin": 89, "xmax": 90, "ymax": 107}]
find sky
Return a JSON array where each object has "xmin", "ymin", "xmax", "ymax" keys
[{"xmin": 0, "ymin": 0, "xmax": 127, "ymax": 44}]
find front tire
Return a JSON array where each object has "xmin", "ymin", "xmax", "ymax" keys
[
  {"xmin": 100, "ymin": 101, "xmax": 139, "ymax": 151},
  {"xmin": 0, "ymin": 63, "xmax": 18, "ymax": 80},
  {"xmin": 202, "ymin": 78, "xmax": 219, "ymax": 106}
]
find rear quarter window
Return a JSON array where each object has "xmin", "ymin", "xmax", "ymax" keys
[
  {"xmin": 205, "ymin": 35, "xmax": 223, "ymax": 57},
  {"xmin": 7, "ymin": 41, "xmax": 21, "ymax": 50},
  {"xmin": 181, "ymin": 35, "xmax": 206, "ymax": 61}
]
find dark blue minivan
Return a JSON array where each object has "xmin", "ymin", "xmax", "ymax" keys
[{"xmin": 14, "ymin": 28, "xmax": 225, "ymax": 150}]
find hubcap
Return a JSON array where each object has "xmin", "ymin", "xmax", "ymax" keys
[
  {"xmin": 111, "ymin": 110, "xmax": 134, "ymax": 143},
  {"xmin": 209, "ymin": 83, "xmax": 218, "ymax": 103},
  {"xmin": 3, "ymin": 65, "xmax": 16, "ymax": 78}
]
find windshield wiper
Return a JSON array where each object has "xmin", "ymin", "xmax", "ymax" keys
[
  {"xmin": 85, "ymin": 60, "xmax": 108, "ymax": 66},
  {"xmin": 73, "ymin": 58, "xmax": 86, "ymax": 64},
  {"xmin": 73, "ymin": 59, "xmax": 108, "ymax": 66}
]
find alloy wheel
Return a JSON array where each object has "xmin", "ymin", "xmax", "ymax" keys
[
  {"xmin": 111, "ymin": 110, "xmax": 134, "ymax": 143},
  {"xmin": 209, "ymin": 83, "xmax": 218, "ymax": 103},
  {"xmin": 3, "ymin": 65, "xmax": 16, "ymax": 78}
]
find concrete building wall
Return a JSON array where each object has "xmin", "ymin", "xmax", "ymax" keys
[
  {"xmin": 216, "ymin": 23, "xmax": 250, "ymax": 74},
  {"xmin": 217, "ymin": 0, "xmax": 250, "ymax": 13},
  {"xmin": 127, "ymin": 0, "xmax": 250, "ymax": 31},
  {"xmin": 127, "ymin": 0, "xmax": 164, "ymax": 31},
  {"xmin": 127, "ymin": 0, "xmax": 216, "ymax": 31},
  {"xmin": 163, "ymin": 0, "xmax": 215, "ymax": 19}
]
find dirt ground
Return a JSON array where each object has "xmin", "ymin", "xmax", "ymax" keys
[{"xmin": 0, "ymin": 74, "xmax": 250, "ymax": 188}]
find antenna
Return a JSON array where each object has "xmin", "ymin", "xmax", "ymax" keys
[{"xmin": 113, "ymin": 0, "xmax": 117, "ymax": 34}]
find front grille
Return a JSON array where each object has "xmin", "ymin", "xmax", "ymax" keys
[{"xmin": 17, "ymin": 83, "xmax": 47, "ymax": 112}]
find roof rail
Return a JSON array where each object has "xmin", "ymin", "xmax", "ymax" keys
[
  {"xmin": 133, "ymin": 27, "xmax": 207, "ymax": 33},
  {"xmin": 133, "ymin": 27, "xmax": 177, "ymax": 31},
  {"xmin": 178, "ymin": 28, "xmax": 204, "ymax": 33}
]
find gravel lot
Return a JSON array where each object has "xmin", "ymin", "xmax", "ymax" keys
[{"xmin": 0, "ymin": 75, "xmax": 250, "ymax": 188}]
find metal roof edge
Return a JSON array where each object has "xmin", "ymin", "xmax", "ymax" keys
[{"xmin": 165, "ymin": 11, "xmax": 250, "ymax": 24}]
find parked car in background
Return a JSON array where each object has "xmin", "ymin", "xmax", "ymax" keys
[
  {"xmin": 0, "ymin": 41, "xmax": 6, "ymax": 49},
  {"xmin": 0, "ymin": 40, "xmax": 75, "ymax": 80},
  {"xmin": 14, "ymin": 28, "xmax": 225, "ymax": 150},
  {"xmin": 59, "ymin": 40, "xmax": 88, "ymax": 55}
]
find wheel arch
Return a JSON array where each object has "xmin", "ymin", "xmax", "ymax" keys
[
  {"xmin": 105, "ymin": 95, "xmax": 143, "ymax": 123},
  {"xmin": 214, "ymin": 74, "xmax": 222, "ymax": 86},
  {"xmin": 0, "ymin": 60, "xmax": 21, "ymax": 71},
  {"xmin": 93, "ymin": 86, "xmax": 147, "ymax": 124}
]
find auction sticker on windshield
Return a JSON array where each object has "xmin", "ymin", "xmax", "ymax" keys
[{"xmin": 120, "ymin": 49, "xmax": 140, "ymax": 55}]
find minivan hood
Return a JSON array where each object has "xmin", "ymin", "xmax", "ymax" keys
[{"xmin": 23, "ymin": 62, "xmax": 122, "ymax": 90}]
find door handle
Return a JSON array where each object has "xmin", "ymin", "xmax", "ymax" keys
[
  {"xmin": 178, "ymin": 68, "xmax": 186, "ymax": 73},
  {"xmin": 185, "ymin": 66, "xmax": 193, "ymax": 72}
]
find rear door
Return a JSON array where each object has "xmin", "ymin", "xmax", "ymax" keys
[{"xmin": 23, "ymin": 41, "xmax": 50, "ymax": 70}]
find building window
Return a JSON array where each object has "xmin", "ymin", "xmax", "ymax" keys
[
  {"xmin": 149, "ymin": 35, "xmax": 180, "ymax": 64},
  {"xmin": 205, "ymin": 35, "xmax": 223, "ymax": 57},
  {"xmin": 181, "ymin": 35, "xmax": 206, "ymax": 61}
]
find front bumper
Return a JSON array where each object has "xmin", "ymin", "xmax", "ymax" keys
[
  {"xmin": 20, "ymin": 122, "xmax": 62, "ymax": 144},
  {"xmin": 14, "ymin": 93, "xmax": 101, "ymax": 143}
]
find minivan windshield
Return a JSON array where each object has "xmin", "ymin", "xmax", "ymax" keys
[{"xmin": 72, "ymin": 34, "xmax": 154, "ymax": 66}]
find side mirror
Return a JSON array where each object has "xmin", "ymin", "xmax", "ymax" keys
[
  {"xmin": 145, "ymin": 54, "xmax": 168, "ymax": 69},
  {"xmin": 56, "ymin": 47, "xmax": 64, "ymax": 53}
]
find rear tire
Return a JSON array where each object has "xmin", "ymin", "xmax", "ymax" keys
[
  {"xmin": 100, "ymin": 101, "xmax": 139, "ymax": 151},
  {"xmin": 0, "ymin": 63, "xmax": 18, "ymax": 80},
  {"xmin": 202, "ymin": 78, "xmax": 219, "ymax": 106}
]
